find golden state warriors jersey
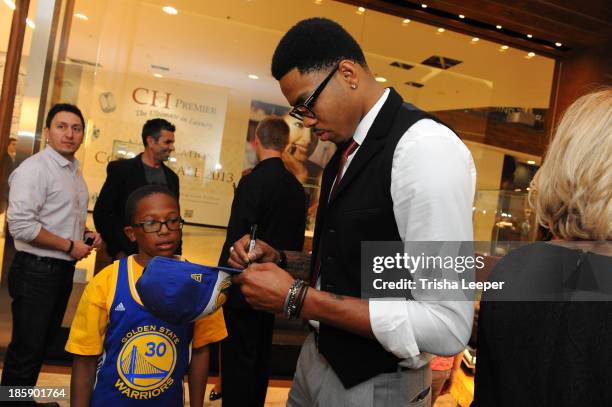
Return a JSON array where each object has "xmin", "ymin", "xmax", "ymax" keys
[{"xmin": 92, "ymin": 257, "xmax": 193, "ymax": 406}]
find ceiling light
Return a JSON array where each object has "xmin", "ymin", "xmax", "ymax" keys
[
  {"xmin": 74, "ymin": 13, "xmax": 88, "ymax": 20},
  {"xmin": 3, "ymin": 0, "xmax": 16, "ymax": 10},
  {"xmin": 153, "ymin": 73, "xmax": 163, "ymax": 78},
  {"xmin": 471, "ymin": 37, "xmax": 479, "ymax": 42},
  {"xmin": 248, "ymin": 74, "xmax": 259, "ymax": 79},
  {"xmin": 314, "ymin": 0, "xmax": 322, "ymax": 3},
  {"xmin": 357, "ymin": 6, "xmax": 365, "ymax": 13},
  {"xmin": 402, "ymin": 18, "xmax": 410, "ymax": 24},
  {"xmin": 162, "ymin": 5, "xmax": 178, "ymax": 15},
  {"xmin": 501, "ymin": 45, "xmax": 509, "ymax": 50},
  {"xmin": 527, "ymin": 52, "xmax": 535, "ymax": 58},
  {"xmin": 496, "ymin": 24, "xmax": 502, "ymax": 29},
  {"xmin": 437, "ymin": 27, "xmax": 445, "ymax": 33},
  {"xmin": 459, "ymin": 14, "xmax": 465, "ymax": 19},
  {"xmin": 555, "ymin": 42, "xmax": 562, "ymax": 47},
  {"xmin": 25, "ymin": 18, "xmax": 35, "ymax": 29},
  {"xmin": 527, "ymin": 34, "xmax": 533, "ymax": 38},
  {"xmin": 527, "ymin": 160, "xmax": 536, "ymax": 165},
  {"xmin": 421, "ymin": 4, "xmax": 427, "ymax": 8},
  {"xmin": 375, "ymin": 76, "xmax": 387, "ymax": 83}
]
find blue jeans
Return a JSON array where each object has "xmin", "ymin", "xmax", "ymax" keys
[{"xmin": 1, "ymin": 251, "xmax": 74, "ymax": 386}]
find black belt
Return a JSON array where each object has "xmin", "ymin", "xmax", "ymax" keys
[{"xmin": 16, "ymin": 250, "xmax": 77, "ymax": 267}]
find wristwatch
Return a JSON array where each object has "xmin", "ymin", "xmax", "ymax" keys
[{"xmin": 276, "ymin": 250, "xmax": 287, "ymax": 269}]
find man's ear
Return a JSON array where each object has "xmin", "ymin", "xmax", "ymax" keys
[
  {"xmin": 145, "ymin": 135, "xmax": 154, "ymax": 148},
  {"xmin": 124, "ymin": 226, "xmax": 137, "ymax": 242}
]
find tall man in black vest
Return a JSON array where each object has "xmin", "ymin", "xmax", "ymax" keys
[
  {"xmin": 229, "ymin": 18, "xmax": 476, "ymax": 406},
  {"xmin": 219, "ymin": 117, "xmax": 306, "ymax": 407},
  {"xmin": 94, "ymin": 118, "xmax": 179, "ymax": 260}
]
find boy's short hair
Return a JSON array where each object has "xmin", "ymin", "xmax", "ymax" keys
[
  {"xmin": 256, "ymin": 116, "xmax": 290, "ymax": 152},
  {"xmin": 125, "ymin": 185, "xmax": 179, "ymax": 225}
]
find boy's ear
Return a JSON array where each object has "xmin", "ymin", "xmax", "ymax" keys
[{"xmin": 124, "ymin": 226, "xmax": 137, "ymax": 242}]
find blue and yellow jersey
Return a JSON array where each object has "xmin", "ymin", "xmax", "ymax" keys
[{"xmin": 66, "ymin": 256, "xmax": 227, "ymax": 406}]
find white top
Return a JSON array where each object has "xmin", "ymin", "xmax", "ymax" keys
[
  {"xmin": 8, "ymin": 146, "xmax": 89, "ymax": 260},
  {"xmin": 312, "ymin": 88, "xmax": 476, "ymax": 369}
]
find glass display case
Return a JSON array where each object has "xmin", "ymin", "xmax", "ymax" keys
[{"xmin": 473, "ymin": 189, "xmax": 538, "ymax": 256}]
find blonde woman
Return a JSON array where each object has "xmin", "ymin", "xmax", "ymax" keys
[{"xmin": 472, "ymin": 89, "xmax": 612, "ymax": 406}]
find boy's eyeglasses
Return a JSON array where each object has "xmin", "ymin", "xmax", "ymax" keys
[
  {"xmin": 133, "ymin": 218, "xmax": 184, "ymax": 233},
  {"xmin": 288, "ymin": 63, "xmax": 340, "ymax": 121}
]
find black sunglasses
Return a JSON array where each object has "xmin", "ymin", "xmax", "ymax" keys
[{"xmin": 289, "ymin": 63, "xmax": 340, "ymax": 121}]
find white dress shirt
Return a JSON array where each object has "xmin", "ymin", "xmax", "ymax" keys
[
  {"xmin": 8, "ymin": 146, "xmax": 89, "ymax": 260},
  {"xmin": 313, "ymin": 88, "xmax": 476, "ymax": 368}
]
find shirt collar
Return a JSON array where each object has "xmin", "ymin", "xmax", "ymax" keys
[
  {"xmin": 44, "ymin": 145, "xmax": 80, "ymax": 170},
  {"xmin": 352, "ymin": 88, "xmax": 390, "ymax": 146}
]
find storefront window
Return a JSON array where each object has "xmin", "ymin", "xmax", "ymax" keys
[{"xmin": 38, "ymin": 0, "xmax": 554, "ymax": 277}]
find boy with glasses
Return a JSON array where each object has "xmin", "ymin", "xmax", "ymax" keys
[{"xmin": 66, "ymin": 185, "xmax": 226, "ymax": 407}]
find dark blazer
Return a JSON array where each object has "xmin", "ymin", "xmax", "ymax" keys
[
  {"xmin": 93, "ymin": 153, "xmax": 179, "ymax": 258},
  {"xmin": 472, "ymin": 242, "xmax": 612, "ymax": 406},
  {"xmin": 219, "ymin": 157, "xmax": 306, "ymax": 308}
]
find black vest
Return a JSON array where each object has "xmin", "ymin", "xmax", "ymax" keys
[{"xmin": 312, "ymin": 88, "xmax": 449, "ymax": 388}]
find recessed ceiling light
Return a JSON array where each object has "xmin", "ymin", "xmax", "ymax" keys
[
  {"xmin": 459, "ymin": 14, "xmax": 465, "ymax": 19},
  {"xmin": 162, "ymin": 6, "xmax": 178, "ymax": 15},
  {"xmin": 555, "ymin": 42, "xmax": 562, "ymax": 47},
  {"xmin": 402, "ymin": 18, "xmax": 410, "ymax": 24},
  {"xmin": 437, "ymin": 27, "xmax": 445, "ymax": 33},
  {"xmin": 25, "ymin": 18, "xmax": 35, "ymax": 29},
  {"xmin": 153, "ymin": 73, "xmax": 163, "ymax": 78},
  {"xmin": 421, "ymin": 4, "xmax": 428, "ymax": 8},
  {"xmin": 527, "ymin": 160, "xmax": 536, "ymax": 165},
  {"xmin": 501, "ymin": 45, "xmax": 509, "ymax": 50},
  {"xmin": 3, "ymin": 0, "xmax": 16, "ymax": 10},
  {"xmin": 74, "ymin": 13, "xmax": 88, "ymax": 20},
  {"xmin": 375, "ymin": 76, "xmax": 387, "ymax": 83},
  {"xmin": 357, "ymin": 6, "xmax": 365, "ymax": 13},
  {"xmin": 248, "ymin": 74, "xmax": 259, "ymax": 80},
  {"xmin": 527, "ymin": 52, "xmax": 535, "ymax": 58},
  {"xmin": 496, "ymin": 24, "xmax": 502, "ymax": 29},
  {"xmin": 471, "ymin": 37, "xmax": 479, "ymax": 42},
  {"xmin": 527, "ymin": 34, "xmax": 533, "ymax": 38}
]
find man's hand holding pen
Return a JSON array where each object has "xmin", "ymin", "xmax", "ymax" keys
[{"xmin": 229, "ymin": 234, "xmax": 294, "ymax": 314}]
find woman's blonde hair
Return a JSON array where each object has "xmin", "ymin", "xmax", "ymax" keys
[{"xmin": 529, "ymin": 88, "xmax": 612, "ymax": 240}]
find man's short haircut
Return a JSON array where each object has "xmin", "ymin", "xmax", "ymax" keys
[
  {"xmin": 256, "ymin": 116, "xmax": 290, "ymax": 152},
  {"xmin": 45, "ymin": 103, "xmax": 85, "ymax": 129},
  {"xmin": 271, "ymin": 17, "xmax": 367, "ymax": 80},
  {"xmin": 125, "ymin": 185, "xmax": 179, "ymax": 225},
  {"xmin": 141, "ymin": 118, "xmax": 176, "ymax": 147}
]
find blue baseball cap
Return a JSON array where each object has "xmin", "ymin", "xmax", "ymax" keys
[{"xmin": 136, "ymin": 256, "xmax": 242, "ymax": 324}]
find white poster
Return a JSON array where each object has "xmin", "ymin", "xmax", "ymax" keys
[{"xmin": 81, "ymin": 72, "xmax": 232, "ymax": 226}]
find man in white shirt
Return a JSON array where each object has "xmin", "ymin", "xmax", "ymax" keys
[
  {"xmin": 229, "ymin": 18, "xmax": 476, "ymax": 406},
  {"xmin": 2, "ymin": 104, "xmax": 101, "ymax": 391}
]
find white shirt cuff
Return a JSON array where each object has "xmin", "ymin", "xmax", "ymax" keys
[{"xmin": 369, "ymin": 299, "xmax": 420, "ymax": 359}]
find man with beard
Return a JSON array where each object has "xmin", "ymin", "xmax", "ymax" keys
[{"xmin": 94, "ymin": 118, "xmax": 179, "ymax": 260}]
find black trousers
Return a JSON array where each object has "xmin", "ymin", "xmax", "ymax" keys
[
  {"xmin": 1, "ymin": 251, "xmax": 74, "ymax": 386},
  {"xmin": 221, "ymin": 306, "xmax": 275, "ymax": 407}
]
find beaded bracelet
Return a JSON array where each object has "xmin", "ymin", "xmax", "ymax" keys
[
  {"xmin": 294, "ymin": 284, "xmax": 309, "ymax": 319},
  {"xmin": 283, "ymin": 279, "xmax": 305, "ymax": 319}
]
